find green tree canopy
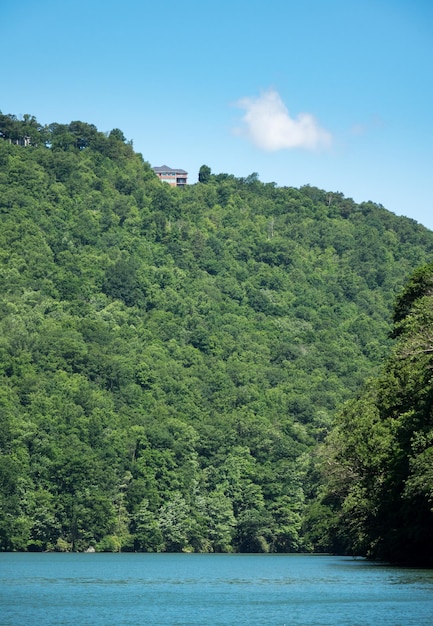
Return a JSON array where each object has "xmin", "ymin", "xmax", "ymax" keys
[{"xmin": 1, "ymin": 113, "xmax": 433, "ymax": 557}]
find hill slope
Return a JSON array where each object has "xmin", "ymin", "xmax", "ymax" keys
[
  {"xmin": 318, "ymin": 261, "xmax": 433, "ymax": 565},
  {"xmin": 1, "ymin": 115, "xmax": 433, "ymax": 552}
]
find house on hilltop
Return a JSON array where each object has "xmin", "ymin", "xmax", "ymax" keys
[{"xmin": 152, "ymin": 165, "xmax": 188, "ymax": 187}]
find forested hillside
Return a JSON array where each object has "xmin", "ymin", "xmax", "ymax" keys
[
  {"xmin": 1, "ymin": 113, "xmax": 433, "ymax": 554},
  {"xmin": 317, "ymin": 262, "xmax": 433, "ymax": 566}
]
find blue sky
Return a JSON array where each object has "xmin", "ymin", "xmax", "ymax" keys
[{"xmin": 2, "ymin": 0, "xmax": 433, "ymax": 229}]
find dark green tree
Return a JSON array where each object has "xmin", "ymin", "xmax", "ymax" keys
[
  {"xmin": 198, "ymin": 164, "xmax": 211, "ymax": 183},
  {"xmin": 318, "ymin": 262, "xmax": 433, "ymax": 565}
]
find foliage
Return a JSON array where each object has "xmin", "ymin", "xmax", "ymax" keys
[
  {"xmin": 1, "ymin": 113, "xmax": 433, "ymax": 556},
  {"xmin": 316, "ymin": 261, "xmax": 433, "ymax": 565},
  {"xmin": 198, "ymin": 164, "xmax": 211, "ymax": 184}
]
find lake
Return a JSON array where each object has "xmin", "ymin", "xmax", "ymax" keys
[{"xmin": 1, "ymin": 553, "xmax": 433, "ymax": 625}]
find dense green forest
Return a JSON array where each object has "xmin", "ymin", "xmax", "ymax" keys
[
  {"xmin": 317, "ymin": 262, "xmax": 433, "ymax": 565},
  {"xmin": 1, "ymin": 112, "xmax": 433, "ymax": 560}
]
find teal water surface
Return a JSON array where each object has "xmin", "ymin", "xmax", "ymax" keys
[{"xmin": 1, "ymin": 553, "xmax": 433, "ymax": 625}]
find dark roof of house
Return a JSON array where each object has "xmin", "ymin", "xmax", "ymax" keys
[{"xmin": 153, "ymin": 165, "xmax": 188, "ymax": 174}]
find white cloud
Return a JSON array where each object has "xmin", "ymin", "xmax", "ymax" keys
[{"xmin": 234, "ymin": 89, "xmax": 332, "ymax": 152}]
